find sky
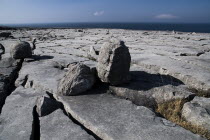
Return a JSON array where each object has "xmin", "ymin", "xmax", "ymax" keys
[{"xmin": 0, "ymin": 0, "xmax": 210, "ymax": 24}]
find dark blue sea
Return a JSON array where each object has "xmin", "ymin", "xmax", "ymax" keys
[{"xmin": 2, "ymin": 23, "xmax": 210, "ymax": 33}]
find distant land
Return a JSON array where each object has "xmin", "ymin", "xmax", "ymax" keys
[{"xmin": 1, "ymin": 22, "xmax": 210, "ymax": 33}]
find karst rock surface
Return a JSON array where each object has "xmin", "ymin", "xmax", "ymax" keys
[{"xmin": 0, "ymin": 28, "xmax": 210, "ymax": 140}]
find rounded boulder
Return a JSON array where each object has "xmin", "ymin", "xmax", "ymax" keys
[
  {"xmin": 10, "ymin": 41, "xmax": 32, "ymax": 59},
  {"xmin": 57, "ymin": 63, "xmax": 95, "ymax": 96}
]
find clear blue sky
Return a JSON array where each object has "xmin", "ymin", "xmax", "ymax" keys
[{"xmin": 0, "ymin": 0, "xmax": 210, "ymax": 24}]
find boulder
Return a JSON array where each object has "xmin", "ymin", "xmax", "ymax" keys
[
  {"xmin": 57, "ymin": 63, "xmax": 95, "ymax": 96},
  {"xmin": 182, "ymin": 97, "xmax": 210, "ymax": 132},
  {"xmin": 97, "ymin": 38, "xmax": 131, "ymax": 85},
  {"xmin": 10, "ymin": 41, "xmax": 32, "ymax": 59},
  {"xmin": 36, "ymin": 95, "xmax": 61, "ymax": 117}
]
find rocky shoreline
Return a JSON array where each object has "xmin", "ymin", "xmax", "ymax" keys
[{"xmin": 0, "ymin": 28, "xmax": 210, "ymax": 140}]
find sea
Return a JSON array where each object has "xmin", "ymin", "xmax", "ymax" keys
[{"xmin": 2, "ymin": 23, "xmax": 210, "ymax": 33}]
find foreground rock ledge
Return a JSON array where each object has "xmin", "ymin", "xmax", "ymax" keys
[
  {"xmin": 40, "ymin": 109, "xmax": 95, "ymax": 140},
  {"xmin": 54, "ymin": 92, "xmax": 204, "ymax": 140}
]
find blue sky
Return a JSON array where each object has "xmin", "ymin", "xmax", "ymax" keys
[{"xmin": 0, "ymin": 0, "xmax": 210, "ymax": 24}]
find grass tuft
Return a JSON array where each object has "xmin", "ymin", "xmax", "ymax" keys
[{"xmin": 156, "ymin": 99, "xmax": 210, "ymax": 140}]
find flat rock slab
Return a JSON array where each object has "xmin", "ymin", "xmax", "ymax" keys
[
  {"xmin": 110, "ymin": 65, "xmax": 194, "ymax": 108},
  {"xmin": 15, "ymin": 60, "xmax": 66, "ymax": 93},
  {"xmin": 55, "ymin": 92, "xmax": 204, "ymax": 140},
  {"xmin": 40, "ymin": 109, "xmax": 95, "ymax": 140},
  {"xmin": 132, "ymin": 53, "xmax": 210, "ymax": 93},
  {"xmin": 182, "ymin": 97, "xmax": 210, "ymax": 132},
  {"xmin": 0, "ymin": 57, "xmax": 22, "ymax": 112},
  {"xmin": 0, "ymin": 87, "xmax": 44, "ymax": 140}
]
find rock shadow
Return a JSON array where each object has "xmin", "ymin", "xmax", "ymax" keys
[
  {"xmin": 79, "ymin": 83, "xmax": 109, "ymax": 96},
  {"xmin": 26, "ymin": 55, "xmax": 54, "ymax": 62},
  {"xmin": 118, "ymin": 71, "xmax": 184, "ymax": 91}
]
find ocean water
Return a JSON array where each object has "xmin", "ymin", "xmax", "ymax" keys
[{"xmin": 3, "ymin": 23, "xmax": 210, "ymax": 33}]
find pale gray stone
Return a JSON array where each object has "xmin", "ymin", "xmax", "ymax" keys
[
  {"xmin": 15, "ymin": 60, "xmax": 66, "ymax": 94},
  {"xmin": 87, "ymin": 46, "xmax": 98, "ymax": 61},
  {"xmin": 0, "ymin": 87, "xmax": 44, "ymax": 140},
  {"xmin": 10, "ymin": 41, "xmax": 32, "ymax": 59},
  {"xmin": 97, "ymin": 38, "xmax": 131, "ymax": 85},
  {"xmin": 54, "ymin": 92, "xmax": 204, "ymax": 140},
  {"xmin": 57, "ymin": 63, "xmax": 95, "ymax": 96},
  {"xmin": 36, "ymin": 95, "xmax": 61, "ymax": 117},
  {"xmin": 0, "ymin": 57, "xmax": 22, "ymax": 112},
  {"xmin": 110, "ymin": 66, "xmax": 194, "ymax": 108},
  {"xmin": 182, "ymin": 97, "xmax": 210, "ymax": 132},
  {"xmin": 40, "ymin": 109, "xmax": 95, "ymax": 140}
]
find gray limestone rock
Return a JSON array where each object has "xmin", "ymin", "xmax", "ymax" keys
[
  {"xmin": 0, "ymin": 57, "xmax": 22, "ymax": 112},
  {"xmin": 97, "ymin": 38, "xmax": 131, "ymax": 85},
  {"xmin": 109, "ymin": 66, "xmax": 194, "ymax": 108},
  {"xmin": 36, "ymin": 95, "xmax": 61, "ymax": 117},
  {"xmin": 15, "ymin": 60, "xmax": 66, "ymax": 94},
  {"xmin": 40, "ymin": 109, "xmax": 95, "ymax": 140},
  {"xmin": 10, "ymin": 41, "xmax": 32, "ymax": 59},
  {"xmin": 57, "ymin": 63, "xmax": 95, "ymax": 96},
  {"xmin": 87, "ymin": 46, "xmax": 98, "ymax": 61},
  {"xmin": 55, "ymin": 92, "xmax": 204, "ymax": 140},
  {"xmin": 182, "ymin": 97, "xmax": 210, "ymax": 132},
  {"xmin": 0, "ymin": 87, "xmax": 45, "ymax": 140}
]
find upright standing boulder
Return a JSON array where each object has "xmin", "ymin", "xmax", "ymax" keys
[
  {"xmin": 97, "ymin": 38, "xmax": 131, "ymax": 85},
  {"xmin": 10, "ymin": 41, "xmax": 32, "ymax": 59},
  {"xmin": 57, "ymin": 63, "xmax": 95, "ymax": 96}
]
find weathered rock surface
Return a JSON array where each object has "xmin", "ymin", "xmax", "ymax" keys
[
  {"xmin": 182, "ymin": 97, "xmax": 210, "ymax": 132},
  {"xmin": 54, "ymin": 91, "xmax": 204, "ymax": 140},
  {"xmin": 10, "ymin": 41, "xmax": 32, "ymax": 59},
  {"xmin": 0, "ymin": 87, "xmax": 44, "ymax": 140},
  {"xmin": 110, "ymin": 65, "xmax": 194, "ymax": 108},
  {"xmin": 57, "ymin": 63, "xmax": 95, "ymax": 96},
  {"xmin": 97, "ymin": 39, "xmax": 131, "ymax": 85},
  {"xmin": 87, "ymin": 46, "xmax": 98, "ymax": 61},
  {"xmin": 15, "ymin": 60, "xmax": 66, "ymax": 94},
  {"xmin": 40, "ymin": 109, "xmax": 95, "ymax": 140},
  {"xmin": 0, "ymin": 57, "xmax": 22, "ymax": 112},
  {"xmin": 1, "ymin": 28, "xmax": 210, "ymax": 139},
  {"xmin": 36, "ymin": 95, "xmax": 61, "ymax": 117}
]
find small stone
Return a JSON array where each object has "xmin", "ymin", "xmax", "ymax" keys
[
  {"xmin": 36, "ymin": 95, "xmax": 61, "ymax": 117},
  {"xmin": 57, "ymin": 63, "xmax": 95, "ymax": 96},
  {"xmin": 10, "ymin": 41, "xmax": 32, "ymax": 59},
  {"xmin": 182, "ymin": 97, "xmax": 210, "ymax": 132},
  {"xmin": 87, "ymin": 46, "xmax": 98, "ymax": 61},
  {"xmin": 97, "ymin": 38, "xmax": 131, "ymax": 85}
]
